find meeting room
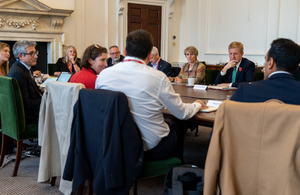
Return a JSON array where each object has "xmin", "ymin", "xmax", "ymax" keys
[{"xmin": 1, "ymin": 0, "xmax": 300, "ymax": 195}]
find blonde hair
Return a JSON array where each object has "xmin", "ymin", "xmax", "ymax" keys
[
  {"xmin": 184, "ymin": 46, "xmax": 198, "ymax": 61},
  {"xmin": 184, "ymin": 46, "xmax": 198, "ymax": 57},
  {"xmin": 0, "ymin": 42, "xmax": 10, "ymax": 76},
  {"xmin": 63, "ymin": 45, "xmax": 78, "ymax": 63},
  {"xmin": 228, "ymin": 41, "xmax": 244, "ymax": 53}
]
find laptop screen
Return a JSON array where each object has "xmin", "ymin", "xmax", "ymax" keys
[
  {"xmin": 40, "ymin": 76, "xmax": 57, "ymax": 88},
  {"xmin": 57, "ymin": 72, "xmax": 73, "ymax": 82}
]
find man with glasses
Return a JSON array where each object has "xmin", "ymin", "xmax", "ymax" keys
[
  {"xmin": 147, "ymin": 46, "xmax": 173, "ymax": 77},
  {"xmin": 7, "ymin": 40, "xmax": 42, "ymax": 124},
  {"xmin": 107, "ymin": 45, "xmax": 125, "ymax": 67}
]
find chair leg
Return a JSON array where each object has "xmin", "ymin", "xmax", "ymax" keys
[
  {"xmin": 194, "ymin": 126, "xmax": 199, "ymax": 136},
  {"xmin": 87, "ymin": 178, "xmax": 93, "ymax": 195},
  {"xmin": 0, "ymin": 134, "xmax": 8, "ymax": 166},
  {"xmin": 133, "ymin": 180, "xmax": 138, "ymax": 195},
  {"xmin": 77, "ymin": 181, "xmax": 85, "ymax": 195},
  {"xmin": 49, "ymin": 176, "xmax": 57, "ymax": 186},
  {"xmin": 12, "ymin": 140, "xmax": 23, "ymax": 177}
]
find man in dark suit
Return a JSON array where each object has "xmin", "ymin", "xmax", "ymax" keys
[
  {"xmin": 231, "ymin": 38, "xmax": 300, "ymax": 104},
  {"xmin": 7, "ymin": 40, "xmax": 42, "ymax": 124},
  {"xmin": 147, "ymin": 46, "xmax": 173, "ymax": 77},
  {"xmin": 215, "ymin": 41, "xmax": 255, "ymax": 87},
  {"xmin": 107, "ymin": 45, "xmax": 125, "ymax": 67}
]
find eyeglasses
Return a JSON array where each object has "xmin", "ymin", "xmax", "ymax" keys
[
  {"xmin": 90, "ymin": 44, "xmax": 99, "ymax": 57},
  {"xmin": 22, "ymin": 51, "xmax": 39, "ymax": 56},
  {"xmin": 110, "ymin": 51, "xmax": 120, "ymax": 55}
]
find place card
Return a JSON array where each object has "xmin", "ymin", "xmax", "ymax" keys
[
  {"xmin": 206, "ymin": 100, "xmax": 223, "ymax": 108},
  {"xmin": 193, "ymin": 84, "xmax": 208, "ymax": 90}
]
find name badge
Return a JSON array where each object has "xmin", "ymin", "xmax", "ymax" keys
[
  {"xmin": 206, "ymin": 100, "xmax": 223, "ymax": 108},
  {"xmin": 193, "ymin": 84, "xmax": 207, "ymax": 90}
]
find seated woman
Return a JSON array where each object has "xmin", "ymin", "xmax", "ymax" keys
[
  {"xmin": 0, "ymin": 42, "xmax": 10, "ymax": 76},
  {"xmin": 172, "ymin": 46, "xmax": 205, "ymax": 84},
  {"xmin": 70, "ymin": 44, "xmax": 108, "ymax": 89},
  {"xmin": 53, "ymin": 45, "xmax": 81, "ymax": 76}
]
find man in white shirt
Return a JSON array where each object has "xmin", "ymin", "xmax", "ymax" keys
[
  {"xmin": 95, "ymin": 29, "xmax": 207, "ymax": 161},
  {"xmin": 215, "ymin": 41, "xmax": 255, "ymax": 87}
]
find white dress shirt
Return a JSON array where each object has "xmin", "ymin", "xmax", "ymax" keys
[{"xmin": 95, "ymin": 56, "xmax": 202, "ymax": 150}]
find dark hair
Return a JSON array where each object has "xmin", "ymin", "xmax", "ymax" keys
[
  {"xmin": 81, "ymin": 44, "xmax": 107, "ymax": 69},
  {"xmin": 268, "ymin": 38, "xmax": 300, "ymax": 73},
  {"xmin": 126, "ymin": 29, "xmax": 153, "ymax": 60}
]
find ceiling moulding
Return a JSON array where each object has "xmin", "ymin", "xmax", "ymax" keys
[{"xmin": 0, "ymin": 0, "xmax": 73, "ymax": 31}]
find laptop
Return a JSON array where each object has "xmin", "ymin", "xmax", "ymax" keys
[{"xmin": 39, "ymin": 72, "xmax": 73, "ymax": 88}]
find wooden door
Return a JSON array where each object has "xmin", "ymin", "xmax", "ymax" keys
[{"xmin": 128, "ymin": 3, "xmax": 162, "ymax": 53}]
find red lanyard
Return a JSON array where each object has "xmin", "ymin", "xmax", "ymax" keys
[
  {"xmin": 154, "ymin": 58, "xmax": 161, "ymax": 69},
  {"xmin": 68, "ymin": 62, "xmax": 72, "ymax": 72},
  {"xmin": 123, "ymin": 59, "xmax": 144, "ymax": 64},
  {"xmin": 0, "ymin": 69, "xmax": 3, "ymax": 76}
]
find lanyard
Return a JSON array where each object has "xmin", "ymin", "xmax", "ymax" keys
[{"xmin": 123, "ymin": 59, "xmax": 144, "ymax": 64}]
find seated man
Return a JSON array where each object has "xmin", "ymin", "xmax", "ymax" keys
[
  {"xmin": 7, "ymin": 40, "xmax": 42, "ymax": 124},
  {"xmin": 96, "ymin": 29, "xmax": 207, "ymax": 161},
  {"xmin": 230, "ymin": 38, "xmax": 300, "ymax": 104},
  {"xmin": 215, "ymin": 41, "xmax": 255, "ymax": 87},
  {"xmin": 107, "ymin": 45, "xmax": 125, "ymax": 67},
  {"xmin": 147, "ymin": 46, "xmax": 172, "ymax": 77}
]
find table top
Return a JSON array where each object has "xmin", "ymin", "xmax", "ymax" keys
[{"xmin": 163, "ymin": 84, "xmax": 236, "ymax": 126}]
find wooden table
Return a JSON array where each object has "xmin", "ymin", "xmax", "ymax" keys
[{"xmin": 163, "ymin": 84, "xmax": 236, "ymax": 127}]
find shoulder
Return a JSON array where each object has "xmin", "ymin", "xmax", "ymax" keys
[
  {"xmin": 120, "ymin": 55, "xmax": 125, "ymax": 61},
  {"xmin": 241, "ymin": 58, "xmax": 255, "ymax": 66},
  {"xmin": 160, "ymin": 59, "xmax": 171, "ymax": 66}
]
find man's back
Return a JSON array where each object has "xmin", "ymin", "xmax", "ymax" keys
[
  {"xmin": 96, "ymin": 57, "xmax": 199, "ymax": 150},
  {"xmin": 230, "ymin": 73, "xmax": 300, "ymax": 105}
]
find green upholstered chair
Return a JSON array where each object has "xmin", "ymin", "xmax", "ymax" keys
[
  {"xmin": 255, "ymin": 71, "xmax": 264, "ymax": 81},
  {"xmin": 205, "ymin": 69, "xmax": 220, "ymax": 85},
  {"xmin": 132, "ymin": 157, "xmax": 182, "ymax": 195},
  {"xmin": 48, "ymin": 63, "xmax": 56, "ymax": 75},
  {"xmin": 0, "ymin": 76, "xmax": 38, "ymax": 177}
]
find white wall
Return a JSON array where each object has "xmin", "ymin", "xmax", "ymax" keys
[
  {"xmin": 40, "ymin": 0, "xmax": 300, "ymax": 65},
  {"xmin": 169, "ymin": 0, "xmax": 300, "ymax": 66}
]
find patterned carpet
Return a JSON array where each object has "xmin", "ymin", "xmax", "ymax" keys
[{"xmin": 0, "ymin": 126, "xmax": 211, "ymax": 195}]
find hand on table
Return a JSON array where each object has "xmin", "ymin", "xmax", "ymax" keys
[
  {"xmin": 217, "ymin": 83, "xmax": 230, "ymax": 87},
  {"xmin": 194, "ymin": 99, "xmax": 209, "ymax": 110}
]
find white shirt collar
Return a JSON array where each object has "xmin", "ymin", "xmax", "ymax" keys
[
  {"xmin": 17, "ymin": 59, "xmax": 31, "ymax": 70},
  {"xmin": 123, "ymin": 56, "xmax": 147, "ymax": 65},
  {"xmin": 268, "ymin": 71, "xmax": 291, "ymax": 78}
]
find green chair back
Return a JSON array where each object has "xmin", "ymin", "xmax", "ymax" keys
[
  {"xmin": 138, "ymin": 157, "xmax": 182, "ymax": 179},
  {"xmin": 205, "ymin": 69, "xmax": 220, "ymax": 85},
  {"xmin": 255, "ymin": 71, "xmax": 264, "ymax": 81},
  {"xmin": 48, "ymin": 63, "xmax": 56, "ymax": 76},
  {"xmin": 0, "ymin": 76, "xmax": 26, "ymax": 139}
]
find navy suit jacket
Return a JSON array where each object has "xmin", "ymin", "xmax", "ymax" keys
[
  {"xmin": 230, "ymin": 73, "xmax": 300, "ymax": 105},
  {"xmin": 107, "ymin": 55, "xmax": 125, "ymax": 67},
  {"xmin": 147, "ymin": 58, "xmax": 173, "ymax": 77},
  {"xmin": 7, "ymin": 61, "xmax": 42, "ymax": 124},
  {"xmin": 63, "ymin": 89, "xmax": 143, "ymax": 195},
  {"xmin": 215, "ymin": 58, "xmax": 255, "ymax": 87},
  {"xmin": 293, "ymin": 67, "xmax": 300, "ymax": 81}
]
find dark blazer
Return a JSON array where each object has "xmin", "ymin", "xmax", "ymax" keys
[
  {"xmin": 53, "ymin": 57, "xmax": 81, "ymax": 73},
  {"xmin": 230, "ymin": 73, "xmax": 300, "ymax": 105},
  {"xmin": 7, "ymin": 61, "xmax": 42, "ymax": 124},
  {"xmin": 63, "ymin": 89, "xmax": 143, "ymax": 195},
  {"xmin": 107, "ymin": 55, "xmax": 125, "ymax": 67},
  {"xmin": 293, "ymin": 67, "xmax": 300, "ymax": 81},
  {"xmin": 147, "ymin": 58, "xmax": 173, "ymax": 77},
  {"xmin": 215, "ymin": 58, "xmax": 255, "ymax": 87}
]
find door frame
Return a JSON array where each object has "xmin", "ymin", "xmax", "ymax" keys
[{"xmin": 118, "ymin": 0, "xmax": 177, "ymax": 61}]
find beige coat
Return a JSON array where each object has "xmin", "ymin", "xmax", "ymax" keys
[
  {"xmin": 204, "ymin": 99, "xmax": 300, "ymax": 195},
  {"xmin": 38, "ymin": 81, "xmax": 85, "ymax": 195}
]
